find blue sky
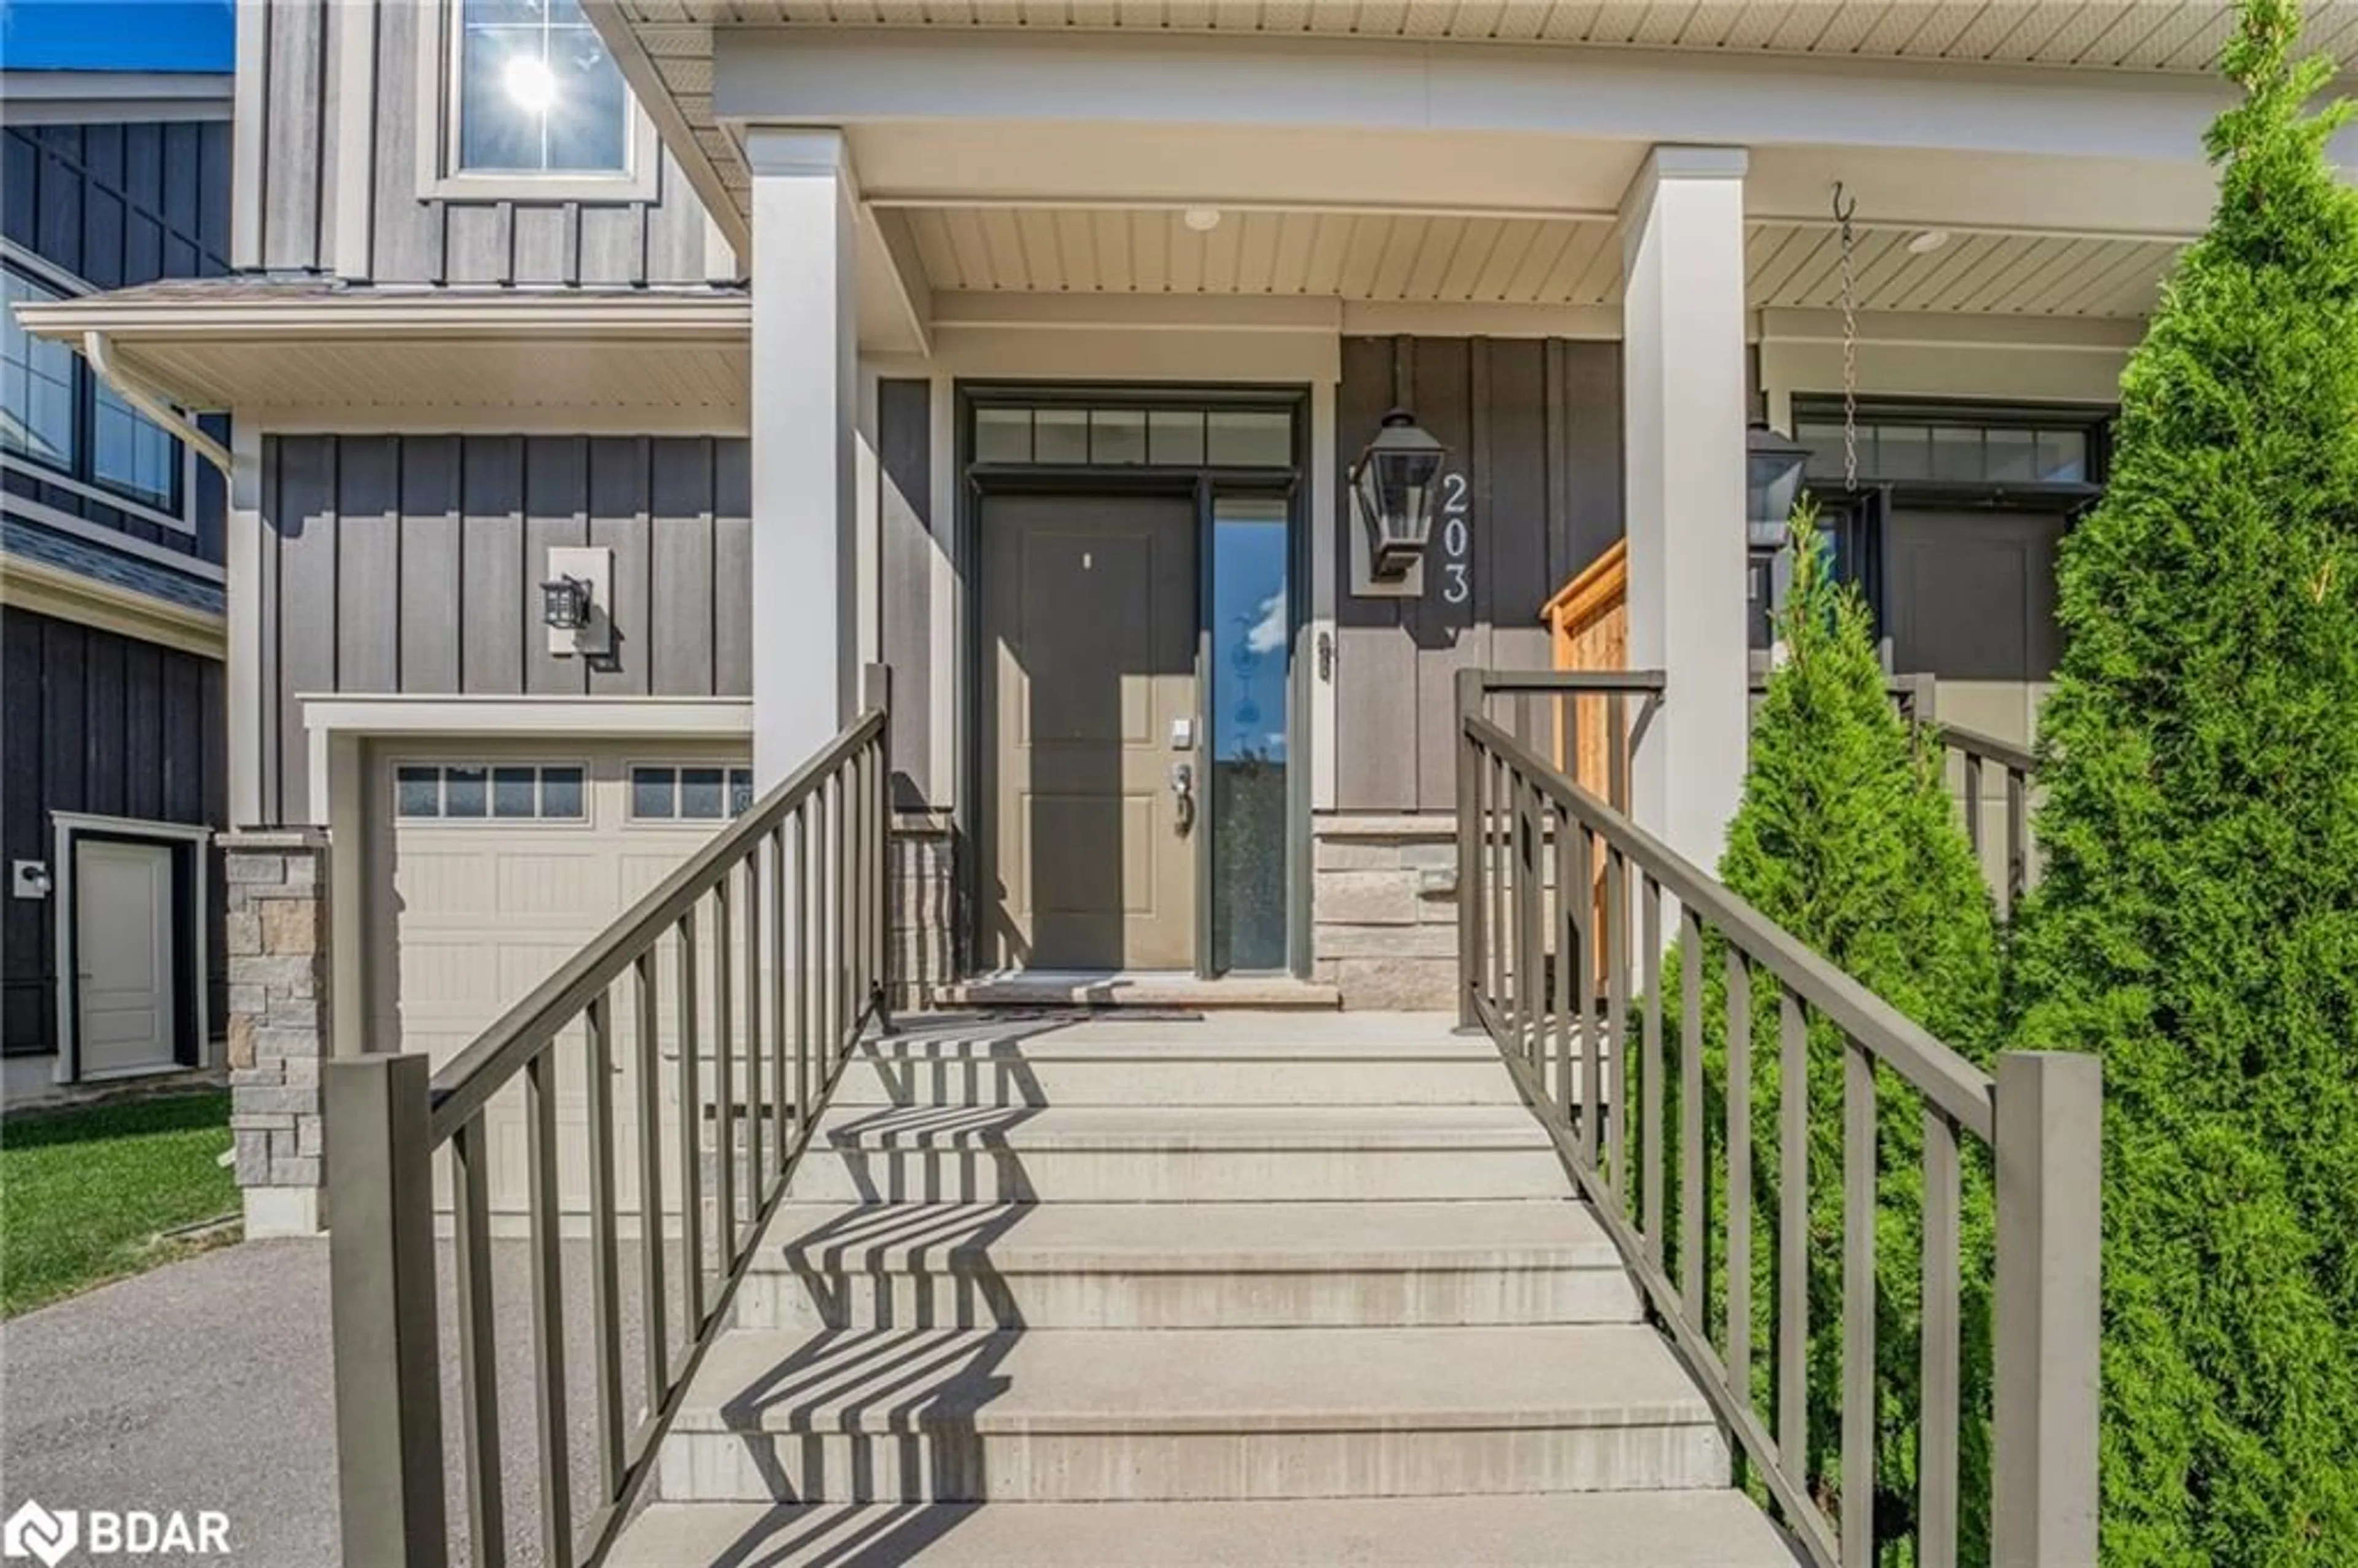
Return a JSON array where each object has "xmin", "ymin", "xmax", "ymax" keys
[{"xmin": 1, "ymin": 0, "xmax": 233, "ymax": 74}]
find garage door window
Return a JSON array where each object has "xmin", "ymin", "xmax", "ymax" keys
[
  {"xmin": 397, "ymin": 764, "xmax": 586, "ymax": 820},
  {"xmin": 631, "ymin": 766, "xmax": 755, "ymax": 821}
]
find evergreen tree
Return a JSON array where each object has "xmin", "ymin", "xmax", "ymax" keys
[
  {"xmin": 1659, "ymin": 506, "xmax": 2002, "ymax": 1559},
  {"xmin": 2007, "ymin": 3, "xmax": 2358, "ymax": 1561}
]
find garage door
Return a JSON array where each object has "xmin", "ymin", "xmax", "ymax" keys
[{"xmin": 371, "ymin": 739, "xmax": 752, "ymax": 1214}]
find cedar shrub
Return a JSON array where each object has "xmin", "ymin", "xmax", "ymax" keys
[
  {"xmin": 2007, "ymin": 2, "xmax": 2358, "ymax": 1561},
  {"xmin": 1656, "ymin": 505, "xmax": 2002, "ymax": 1560}
]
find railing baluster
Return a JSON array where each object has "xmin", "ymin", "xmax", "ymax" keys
[
  {"xmin": 1679, "ymin": 904, "xmax": 1705, "ymax": 1325},
  {"xmin": 1963, "ymin": 751, "xmax": 1985, "ymax": 858},
  {"xmin": 631, "ymin": 952, "xmax": 667, "ymax": 1432},
  {"xmin": 584, "ymin": 991, "xmax": 626, "ymax": 1508},
  {"xmin": 1580, "ymin": 831, "xmax": 1603, "ymax": 1168},
  {"xmin": 1842, "ymin": 1037, "xmax": 1878, "ymax": 1568},
  {"xmin": 1919, "ymin": 1106, "xmax": 1963, "ymax": 1568},
  {"xmin": 793, "ymin": 806, "xmax": 812, "ymax": 1132},
  {"xmin": 1558, "ymin": 809, "xmax": 1586, "ymax": 1129},
  {"xmin": 1488, "ymin": 752, "xmax": 1508, "ymax": 1017},
  {"xmin": 1605, "ymin": 844, "xmax": 1628, "ymax": 1193},
  {"xmin": 741, "ymin": 855, "xmax": 764, "ymax": 1209},
  {"xmin": 525, "ymin": 1048, "xmax": 574, "ymax": 1567},
  {"xmin": 451, "ymin": 1112, "xmax": 504, "ymax": 1568},
  {"xmin": 1777, "ymin": 987, "xmax": 1809, "ymax": 1491},
  {"xmin": 1641, "ymin": 876, "xmax": 1664, "ymax": 1268},
  {"xmin": 2004, "ymin": 765, "xmax": 2028, "ymax": 918},
  {"xmin": 712, "ymin": 877, "xmax": 737, "ymax": 1257},
  {"xmin": 674, "ymin": 911, "xmax": 704, "ymax": 1334},
  {"xmin": 769, "ymin": 826, "xmax": 791, "ymax": 1173},
  {"xmin": 1726, "ymin": 947, "xmax": 1753, "ymax": 1405},
  {"xmin": 1455, "ymin": 672, "xmax": 1487, "ymax": 1031}
]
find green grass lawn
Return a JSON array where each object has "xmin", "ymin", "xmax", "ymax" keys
[{"xmin": 1, "ymin": 1091, "xmax": 238, "ymax": 1317}]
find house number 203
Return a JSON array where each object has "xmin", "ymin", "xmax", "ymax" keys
[{"xmin": 1438, "ymin": 470, "xmax": 1472, "ymax": 605}]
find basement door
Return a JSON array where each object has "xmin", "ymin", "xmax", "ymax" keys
[{"xmin": 978, "ymin": 492, "xmax": 1200, "ymax": 971}]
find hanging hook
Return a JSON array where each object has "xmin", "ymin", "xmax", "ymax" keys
[{"xmin": 1832, "ymin": 180, "xmax": 1858, "ymax": 228}]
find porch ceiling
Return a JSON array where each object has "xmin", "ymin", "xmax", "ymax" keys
[{"xmin": 898, "ymin": 206, "xmax": 2176, "ymax": 318}]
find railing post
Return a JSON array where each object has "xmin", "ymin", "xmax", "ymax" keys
[
  {"xmin": 862, "ymin": 661, "xmax": 894, "ymax": 1035},
  {"xmin": 324, "ymin": 1053, "xmax": 449, "ymax": 1568},
  {"xmin": 1455, "ymin": 668, "xmax": 1486, "ymax": 1030},
  {"xmin": 1992, "ymin": 1050, "xmax": 2103, "ymax": 1568}
]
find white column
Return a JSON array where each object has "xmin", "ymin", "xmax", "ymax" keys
[
  {"xmin": 746, "ymin": 127, "xmax": 860, "ymax": 786},
  {"xmin": 1621, "ymin": 146, "xmax": 1751, "ymax": 874}
]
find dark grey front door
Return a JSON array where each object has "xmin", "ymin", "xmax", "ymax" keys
[{"xmin": 978, "ymin": 493, "xmax": 1200, "ymax": 971}]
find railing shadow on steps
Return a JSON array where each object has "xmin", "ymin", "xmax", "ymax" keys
[
  {"xmin": 324, "ymin": 667, "xmax": 898, "ymax": 1568},
  {"xmin": 1456, "ymin": 669, "xmax": 2100, "ymax": 1568}
]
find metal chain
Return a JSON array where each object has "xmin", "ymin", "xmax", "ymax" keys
[{"xmin": 1834, "ymin": 182, "xmax": 1861, "ymax": 494}]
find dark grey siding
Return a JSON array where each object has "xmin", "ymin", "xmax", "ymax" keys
[
  {"xmin": 257, "ymin": 435, "xmax": 752, "ymax": 821},
  {"xmin": 245, "ymin": 0, "xmax": 712, "ymax": 285},
  {"xmin": 2, "ymin": 118, "xmax": 232, "ymax": 567},
  {"xmin": 0, "ymin": 610, "xmax": 228, "ymax": 1057},
  {"xmin": 1334, "ymin": 336, "xmax": 1624, "ymax": 813},
  {"xmin": 877, "ymin": 378, "xmax": 935, "ymax": 807}
]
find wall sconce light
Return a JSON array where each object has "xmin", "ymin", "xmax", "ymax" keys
[
  {"xmin": 1349, "ymin": 408, "xmax": 1448, "ymax": 597},
  {"xmin": 541, "ymin": 546, "xmax": 614, "ymax": 658}
]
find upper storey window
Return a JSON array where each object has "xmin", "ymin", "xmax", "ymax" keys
[
  {"xmin": 454, "ymin": 0, "xmax": 631, "ymax": 176},
  {"xmin": 2, "ymin": 255, "xmax": 187, "ymax": 526}
]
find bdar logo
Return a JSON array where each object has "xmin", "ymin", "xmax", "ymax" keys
[{"xmin": 2, "ymin": 1501, "xmax": 77, "ymax": 1568}]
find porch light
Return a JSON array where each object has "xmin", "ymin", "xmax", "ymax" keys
[
  {"xmin": 1350, "ymin": 408, "xmax": 1447, "ymax": 582},
  {"xmin": 1745, "ymin": 419, "xmax": 1812, "ymax": 547},
  {"xmin": 539, "ymin": 574, "xmax": 592, "ymax": 632}
]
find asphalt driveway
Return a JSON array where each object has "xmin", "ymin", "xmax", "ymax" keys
[{"xmin": 2, "ymin": 1233, "xmax": 657, "ymax": 1567}]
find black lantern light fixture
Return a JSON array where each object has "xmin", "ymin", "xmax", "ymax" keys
[
  {"xmin": 1350, "ymin": 408, "xmax": 1448, "ymax": 583},
  {"xmin": 1745, "ymin": 416, "xmax": 1813, "ymax": 548},
  {"xmin": 539, "ymin": 573, "xmax": 592, "ymax": 632}
]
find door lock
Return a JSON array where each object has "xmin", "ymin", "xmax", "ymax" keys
[{"xmin": 1170, "ymin": 761, "xmax": 1196, "ymax": 834}]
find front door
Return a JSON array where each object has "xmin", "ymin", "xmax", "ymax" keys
[
  {"xmin": 75, "ymin": 839, "xmax": 178, "ymax": 1077},
  {"xmin": 979, "ymin": 492, "xmax": 1199, "ymax": 971}
]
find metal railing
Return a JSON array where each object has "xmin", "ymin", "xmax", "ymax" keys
[
  {"xmin": 1931, "ymin": 723, "xmax": 2040, "ymax": 920},
  {"xmin": 325, "ymin": 667, "xmax": 893, "ymax": 1568},
  {"xmin": 1467, "ymin": 668, "xmax": 1667, "ymax": 817},
  {"xmin": 1456, "ymin": 670, "xmax": 2099, "ymax": 1568}
]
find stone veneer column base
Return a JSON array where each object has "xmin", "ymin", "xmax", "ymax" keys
[
  {"xmin": 890, "ymin": 818, "xmax": 958, "ymax": 1012},
  {"xmin": 1310, "ymin": 815, "xmax": 1461, "ymax": 1011},
  {"xmin": 220, "ymin": 827, "xmax": 331, "ymax": 1239}
]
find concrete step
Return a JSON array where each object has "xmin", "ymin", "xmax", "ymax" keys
[
  {"xmin": 784, "ymin": 1106, "xmax": 1565, "ymax": 1205},
  {"xmin": 731, "ymin": 1198, "xmax": 1642, "ymax": 1330},
  {"xmin": 610, "ymin": 1493, "xmax": 1804, "ymax": 1566},
  {"xmin": 833, "ymin": 1034, "xmax": 1519, "ymax": 1108},
  {"xmin": 658, "ymin": 1323, "xmax": 1730, "ymax": 1504}
]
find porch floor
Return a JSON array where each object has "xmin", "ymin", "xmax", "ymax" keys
[{"xmin": 933, "ymin": 970, "xmax": 1342, "ymax": 1009}]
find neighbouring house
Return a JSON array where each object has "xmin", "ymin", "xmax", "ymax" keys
[
  {"xmin": 13, "ymin": 1, "xmax": 2345, "ymax": 1232},
  {"xmin": 1, "ymin": 55, "xmax": 234, "ymax": 1104}
]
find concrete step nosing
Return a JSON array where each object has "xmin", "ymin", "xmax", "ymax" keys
[{"xmin": 675, "ymin": 1401, "xmax": 1720, "ymax": 1437}]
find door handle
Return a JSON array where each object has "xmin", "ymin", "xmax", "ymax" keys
[{"xmin": 1170, "ymin": 762, "xmax": 1195, "ymax": 835}]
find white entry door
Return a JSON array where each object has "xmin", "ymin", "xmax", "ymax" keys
[{"xmin": 76, "ymin": 839, "xmax": 179, "ymax": 1078}]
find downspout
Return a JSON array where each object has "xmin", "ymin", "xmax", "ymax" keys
[{"xmin": 82, "ymin": 330, "xmax": 232, "ymax": 478}]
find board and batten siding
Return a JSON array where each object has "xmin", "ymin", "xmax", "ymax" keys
[
  {"xmin": 2, "ymin": 118, "xmax": 232, "ymax": 566},
  {"xmin": 241, "ymin": 0, "xmax": 712, "ymax": 286},
  {"xmin": 255, "ymin": 435, "xmax": 751, "ymax": 823},
  {"xmin": 876, "ymin": 378, "xmax": 936, "ymax": 808},
  {"xmin": 0, "ymin": 609, "xmax": 228, "ymax": 1057},
  {"xmin": 1334, "ymin": 336, "xmax": 1624, "ymax": 813}
]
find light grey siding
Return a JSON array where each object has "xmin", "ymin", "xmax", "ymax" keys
[
  {"xmin": 239, "ymin": 0, "xmax": 714, "ymax": 286},
  {"xmin": 257, "ymin": 435, "xmax": 752, "ymax": 821},
  {"xmin": 1334, "ymin": 336, "xmax": 1624, "ymax": 813}
]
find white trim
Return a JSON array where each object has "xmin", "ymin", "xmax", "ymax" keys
[
  {"xmin": 0, "ymin": 72, "xmax": 233, "ymax": 126},
  {"xmin": 0, "ymin": 552, "xmax": 226, "ymax": 659},
  {"xmin": 231, "ymin": 0, "xmax": 267, "ymax": 271},
  {"xmin": 1340, "ymin": 301, "xmax": 1621, "ymax": 341},
  {"xmin": 233, "ymin": 403, "xmax": 749, "ymax": 438},
  {"xmin": 1, "ymin": 492, "xmax": 225, "ymax": 583},
  {"xmin": 49, "ymin": 812, "xmax": 214, "ymax": 1087},
  {"xmin": 15, "ymin": 289, "xmax": 753, "ymax": 338},
  {"xmin": 300, "ymin": 694, "xmax": 754, "ymax": 742},
  {"xmin": 415, "ymin": 0, "xmax": 661, "ymax": 205},
  {"xmin": 1756, "ymin": 308, "xmax": 2147, "ymax": 352}
]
